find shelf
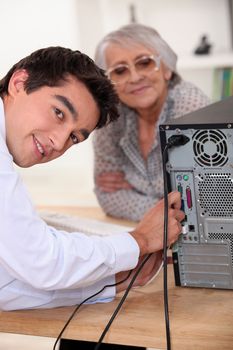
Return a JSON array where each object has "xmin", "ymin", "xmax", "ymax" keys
[{"xmin": 177, "ymin": 52, "xmax": 233, "ymax": 70}]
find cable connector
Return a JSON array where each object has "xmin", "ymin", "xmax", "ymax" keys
[{"xmin": 167, "ymin": 134, "xmax": 190, "ymax": 148}]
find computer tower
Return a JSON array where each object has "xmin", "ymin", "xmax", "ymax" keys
[{"xmin": 159, "ymin": 96, "xmax": 233, "ymax": 289}]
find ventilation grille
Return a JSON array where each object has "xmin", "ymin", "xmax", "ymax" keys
[
  {"xmin": 198, "ymin": 173, "xmax": 233, "ymax": 217},
  {"xmin": 208, "ymin": 232, "xmax": 233, "ymax": 267},
  {"xmin": 193, "ymin": 130, "xmax": 228, "ymax": 167}
]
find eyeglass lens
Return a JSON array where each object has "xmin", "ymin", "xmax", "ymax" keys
[{"xmin": 109, "ymin": 56, "xmax": 158, "ymax": 84}]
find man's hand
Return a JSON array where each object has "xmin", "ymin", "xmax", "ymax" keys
[
  {"xmin": 116, "ymin": 251, "xmax": 163, "ymax": 293},
  {"xmin": 96, "ymin": 171, "xmax": 133, "ymax": 192},
  {"xmin": 130, "ymin": 191, "xmax": 184, "ymax": 256}
]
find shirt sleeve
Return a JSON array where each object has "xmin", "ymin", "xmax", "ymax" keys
[
  {"xmin": 0, "ymin": 274, "xmax": 116, "ymax": 311},
  {"xmin": 0, "ymin": 139, "xmax": 139, "ymax": 296}
]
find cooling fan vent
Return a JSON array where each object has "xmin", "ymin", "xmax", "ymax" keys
[
  {"xmin": 198, "ymin": 173, "xmax": 233, "ymax": 217},
  {"xmin": 192, "ymin": 129, "xmax": 228, "ymax": 167}
]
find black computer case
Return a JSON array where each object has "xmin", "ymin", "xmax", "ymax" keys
[{"xmin": 159, "ymin": 96, "xmax": 233, "ymax": 289}]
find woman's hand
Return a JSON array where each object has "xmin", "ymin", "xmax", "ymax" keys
[{"xmin": 96, "ymin": 171, "xmax": 133, "ymax": 192}]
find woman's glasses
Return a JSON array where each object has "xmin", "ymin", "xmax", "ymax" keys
[{"xmin": 106, "ymin": 55, "xmax": 161, "ymax": 85}]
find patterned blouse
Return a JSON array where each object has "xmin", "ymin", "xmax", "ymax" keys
[{"xmin": 93, "ymin": 80, "xmax": 211, "ymax": 222}]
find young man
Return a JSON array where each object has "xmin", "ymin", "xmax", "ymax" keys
[{"xmin": 0, "ymin": 46, "xmax": 184, "ymax": 311}]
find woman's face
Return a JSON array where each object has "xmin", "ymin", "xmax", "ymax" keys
[{"xmin": 105, "ymin": 43, "xmax": 172, "ymax": 113}]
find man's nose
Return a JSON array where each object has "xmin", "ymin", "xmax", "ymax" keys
[{"xmin": 50, "ymin": 128, "xmax": 70, "ymax": 152}]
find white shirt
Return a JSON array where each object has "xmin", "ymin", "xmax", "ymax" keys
[{"xmin": 0, "ymin": 98, "xmax": 139, "ymax": 310}]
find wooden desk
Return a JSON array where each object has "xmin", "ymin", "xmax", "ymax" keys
[{"xmin": 1, "ymin": 206, "xmax": 233, "ymax": 349}]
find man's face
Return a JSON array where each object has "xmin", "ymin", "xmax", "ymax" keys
[{"xmin": 4, "ymin": 70, "xmax": 100, "ymax": 167}]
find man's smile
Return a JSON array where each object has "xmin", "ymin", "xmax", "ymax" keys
[{"xmin": 33, "ymin": 136, "xmax": 45, "ymax": 157}]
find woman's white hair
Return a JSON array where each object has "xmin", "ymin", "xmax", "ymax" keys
[{"xmin": 95, "ymin": 23, "xmax": 178, "ymax": 75}]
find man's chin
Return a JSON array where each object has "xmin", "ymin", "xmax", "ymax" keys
[
  {"xmin": 14, "ymin": 160, "xmax": 33, "ymax": 168},
  {"xmin": 14, "ymin": 157, "xmax": 39, "ymax": 168},
  {"xmin": 14, "ymin": 154, "xmax": 58, "ymax": 167}
]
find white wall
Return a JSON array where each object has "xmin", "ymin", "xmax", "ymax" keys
[
  {"xmin": 76, "ymin": 0, "xmax": 232, "ymax": 98},
  {"xmin": 0, "ymin": 0, "xmax": 80, "ymax": 76},
  {"xmin": 0, "ymin": 0, "xmax": 231, "ymax": 207},
  {"xmin": 75, "ymin": 0, "xmax": 231, "ymax": 57},
  {"xmin": 0, "ymin": 0, "xmax": 99, "ymax": 207}
]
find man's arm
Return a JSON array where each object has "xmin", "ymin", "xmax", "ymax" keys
[
  {"xmin": 0, "ymin": 274, "xmax": 116, "ymax": 311},
  {"xmin": 0, "ymin": 153, "xmax": 139, "ymax": 291},
  {"xmin": 115, "ymin": 191, "xmax": 184, "ymax": 292}
]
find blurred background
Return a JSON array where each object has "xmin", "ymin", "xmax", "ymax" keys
[{"xmin": 0, "ymin": 0, "xmax": 232, "ymax": 208}]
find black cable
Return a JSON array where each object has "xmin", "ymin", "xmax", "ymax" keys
[
  {"xmin": 53, "ymin": 270, "xmax": 132, "ymax": 350},
  {"xmin": 162, "ymin": 144, "xmax": 171, "ymax": 350},
  {"xmin": 94, "ymin": 253, "xmax": 153, "ymax": 350},
  {"xmin": 162, "ymin": 133, "xmax": 190, "ymax": 350},
  {"xmin": 94, "ymin": 135, "xmax": 189, "ymax": 350},
  {"xmin": 53, "ymin": 133, "xmax": 188, "ymax": 350}
]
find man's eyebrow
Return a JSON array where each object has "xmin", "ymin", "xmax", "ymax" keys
[{"xmin": 54, "ymin": 94, "xmax": 78, "ymax": 119}]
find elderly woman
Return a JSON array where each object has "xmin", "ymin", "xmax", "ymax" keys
[{"xmin": 93, "ymin": 23, "xmax": 210, "ymax": 222}]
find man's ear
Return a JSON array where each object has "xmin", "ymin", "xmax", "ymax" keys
[{"xmin": 8, "ymin": 69, "xmax": 29, "ymax": 97}]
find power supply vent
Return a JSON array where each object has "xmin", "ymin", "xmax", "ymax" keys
[
  {"xmin": 208, "ymin": 232, "xmax": 233, "ymax": 266},
  {"xmin": 192, "ymin": 130, "xmax": 228, "ymax": 167},
  {"xmin": 198, "ymin": 173, "xmax": 233, "ymax": 217}
]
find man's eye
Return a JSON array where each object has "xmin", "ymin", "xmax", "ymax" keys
[
  {"xmin": 55, "ymin": 108, "xmax": 64, "ymax": 120},
  {"xmin": 70, "ymin": 133, "xmax": 79, "ymax": 145}
]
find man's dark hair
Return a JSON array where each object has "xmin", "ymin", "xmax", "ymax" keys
[{"xmin": 0, "ymin": 46, "xmax": 119, "ymax": 128}]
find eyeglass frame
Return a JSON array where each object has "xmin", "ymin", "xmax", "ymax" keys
[{"xmin": 105, "ymin": 54, "xmax": 161, "ymax": 85}]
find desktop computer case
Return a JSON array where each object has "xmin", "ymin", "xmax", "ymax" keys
[{"xmin": 159, "ymin": 96, "xmax": 233, "ymax": 289}]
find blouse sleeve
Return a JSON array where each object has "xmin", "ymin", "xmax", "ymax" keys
[
  {"xmin": 94, "ymin": 187, "xmax": 158, "ymax": 222},
  {"xmin": 93, "ymin": 81, "xmax": 211, "ymax": 222},
  {"xmin": 93, "ymin": 119, "xmax": 158, "ymax": 221},
  {"xmin": 170, "ymin": 80, "xmax": 212, "ymax": 119}
]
